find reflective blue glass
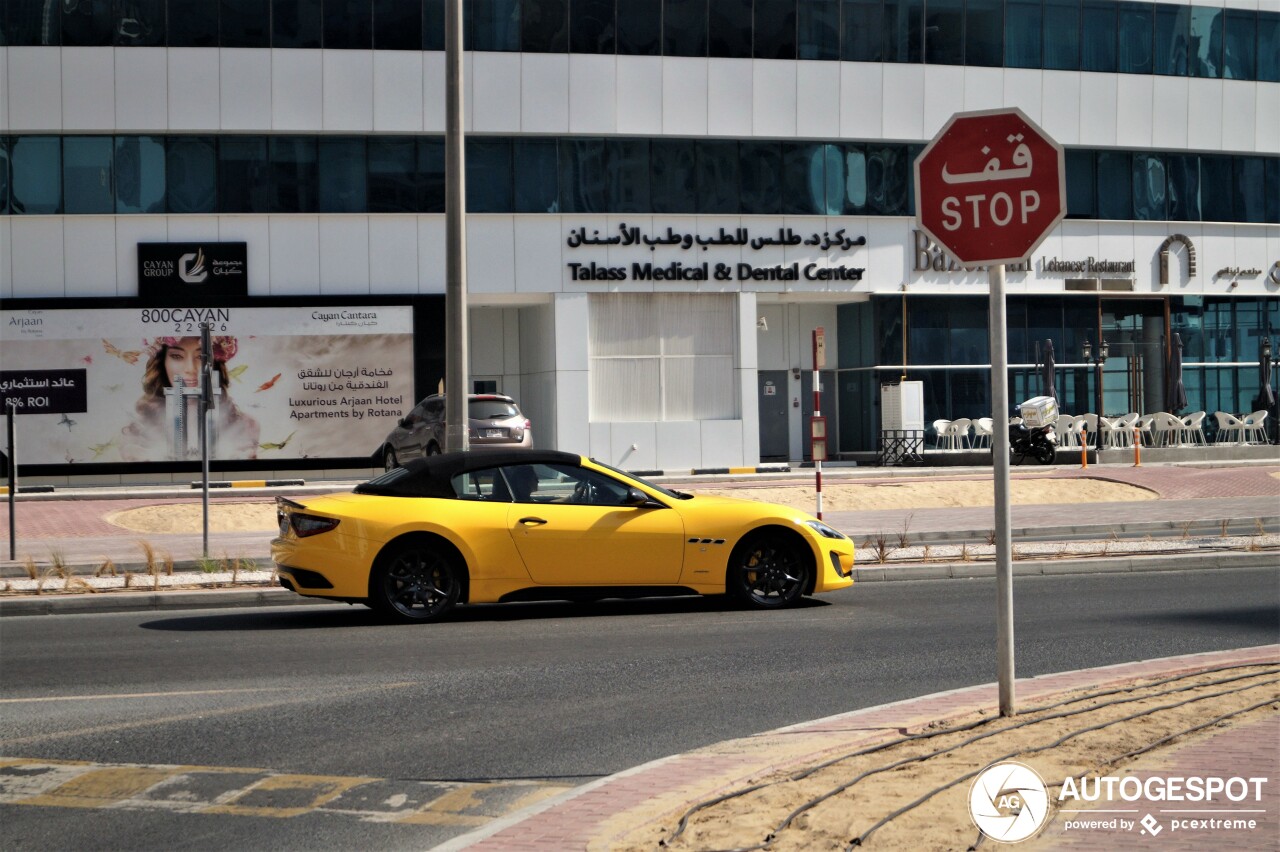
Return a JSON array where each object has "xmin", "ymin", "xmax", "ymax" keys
[
  {"xmin": 62, "ymin": 0, "xmax": 112, "ymax": 46},
  {"xmin": 841, "ymin": 0, "xmax": 884, "ymax": 62},
  {"xmin": 168, "ymin": 0, "xmax": 218, "ymax": 47},
  {"xmin": 607, "ymin": 139, "xmax": 650, "ymax": 214},
  {"xmin": 1267, "ymin": 160, "xmax": 1280, "ymax": 225},
  {"xmin": 423, "ymin": 0, "xmax": 445, "ymax": 50},
  {"xmin": 570, "ymin": 0, "xmax": 614, "ymax": 54},
  {"xmin": 650, "ymin": 139, "xmax": 696, "ymax": 214},
  {"xmin": 755, "ymin": 0, "xmax": 796, "ymax": 60},
  {"xmin": 220, "ymin": 0, "xmax": 269, "ymax": 47},
  {"xmin": 865, "ymin": 145, "xmax": 909, "ymax": 215},
  {"xmin": 319, "ymin": 138, "xmax": 367, "ymax": 213},
  {"xmin": 217, "ymin": 137, "xmax": 269, "ymax": 213},
  {"xmin": 476, "ymin": 0, "xmax": 521, "ymax": 51},
  {"xmin": 840, "ymin": 144, "xmax": 868, "ymax": 214},
  {"xmin": 273, "ymin": 0, "xmax": 321, "ymax": 49},
  {"xmin": 1260, "ymin": 12, "xmax": 1280, "ymax": 83},
  {"xmin": 965, "ymin": 0, "xmax": 1003, "ymax": 67},
  {"xmin": 1005, "ymin": 0, "xmax": 1042, "ymax": 69},
  {"xmin": 1198, "ymin": 156, "xmax": 1232, "ymax": 222},
  {"xmin": 1166, "ymin": 154, "xmax": 1200, "ymax": 222},
  {"xmin": 617, "ymin": 0, "xmax": 661, "ymax": 55},
  {"xmin": 924, "ymin": 0, "xmax": 963, "ymax": 66},
  {"xmin": 0, "ymin": 138, "xmax": 9, "ymax": 214},
  {"xmin": 559, "ymin": 138, "xmax": 607, "ymax": 213},
  {"xmin": 270, "ymin": 137, "xmax": 318, "ymax": 213},
  {"xmin": 367, "ymin": 138, "xmax": 422, "ymax": 213},
  {"xmin": 166, "ymin": 137, "xmax": 216, "ymax": 214},
  {"xmin": 665, "ymin": 0, "xmax": 707, "ymax": 57},
  {"xmin": 421, "ymin": 138, "xmax": 446, "ymax": 213},
  {"xmin": 10, "ymin": 137, "xmax": 61, "ymax": 215},
  {"xmin": 1131, "ymin": 153, "xmax": 1167, "ymax": 221},
  {"xmin": 1065, "ymin": 149, "xmax": 1095, "ymax": 218},
  {"xmin": 1154, "ymin": 4, "xmax": 1189, "ymax": 76},
  {"xmin": 1096, "ymin": 151, "xmax": 1131, "ymax": 220},
  {"xmin": 523, "ymin": 0, "xmax": 568, "ymax": 52},
  {"xmin": 1117, "ymin": 1, "xmax": 1152, "ymax": 74},
  {"xmin": 466, "ymin": 139, "xmax": 513, "ymax": 212},
  {"xmin": 513, "ymin": 140, "xmax": 559, "ymax": 213},
  {"xmin": 709, "ymin": 0, "xmax": 751, "ymax": 58},
  {"xmin": 696, "ymin": 141, "xmax": 740, "ymax": 214},
  {"xmin": 325, "ymin": 0, "xmax": 372, "ymax": 48},
  {"xmin": 5, "ymin": 0, "xmax": 63, "ymax": 45},
  {"xmin": 1043, "ymin": 0, "xmax": 1080, "ymax": 70},
  {"xmin": 884, "ymin": 0, "xmax": 922, "ymax": 63},
  {"xmin": 739, "ymin": 142, "xmax": 782, "ymax": 215},
  {"xmin": 1234, "ymin": 158, "xmax": 1266, "ymax": 224},
  {"xmin": 782, "ymin": 143, "xmax": 823, "ymax": 215},
  {"xmin": 114, "ymin": 136, "xmax": 165, "ymax": 214},
  {"xmin": 114, "ymin": 0, "xmax": 165, "ymax": 46},
  {"xmin": 1189, "ymin": 6, "xmax": 1222, "ymax": 78},
  {"xmin": 63, "ymin": 136, "xmax": 114, "ymax": 214},
  {"xmin": 798, "ymin": 0, "xmax": 839, "ymax": 61},
  {"xmin": 820, "ymin": 144, "xmax": 843, "ymax": 215},
  {"xmin": 1222, "ymin": 9, "xmax": 1255, "ymax": 81},
  {"xmin": 1081, "ymin": 0, "xmax": 1117, "ymax": 73},
  {"xmin": 375, "ymin": 0, "xmax": 422, "ymax": 49}
]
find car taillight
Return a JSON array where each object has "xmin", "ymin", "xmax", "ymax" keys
[{"xmin": 290, "ymin": 514, "xmax": 340, "ymax": 537}]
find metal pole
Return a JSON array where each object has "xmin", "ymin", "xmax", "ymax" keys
[
  {"xmin": 988, "ymin": 263, "xmax": 1016, "ymax": 717},
  {"xmin": 1095, "ymin": 360, "xmax": 1104, "ymax": 460},
  {"xmin": 7, "ymin": 405, "xmax": 16, "ymax": 561},
  {"xmin": 200, "ymin": 324, "xmax": 211, "ymax": 558},
  {"xmin": 813, "ymin": 368, "xmax": 822, "ymax": 521},
  {"xmin": 444, "ymin": 0, "xmax": 469, "ymax": 453}
]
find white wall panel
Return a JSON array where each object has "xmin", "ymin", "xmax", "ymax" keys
[
  {"xmin": 1151, "ymin": 76, "xmax": 1189, "ymax": 151},
  {"xmin": 707, "ymin": 58, "xmax": 752, "ymax": 138},
  {"xmin": 165, "ymin": 217, "xmax": 220, "ymax": 242},
  {"xmin": 113, "ymin": 216, "xmax": 168, "ymax": 296},
  {"xmin": 1187, "ymin": 78, "xmax": 1225, "ymax": 151},
  {"xmin": 423, "ymin": 52, "xmax": 446, "ymax": 132},
  {"xmin": 369, "ymin": 218, "xmax": 420, "ymax": 293},
  {"xmin": 466, "ymin": 217, "xmax": 516, "ymax": 293},
  {"xmin": 962, "ymin": 67, "xmax": 1003, "ymax": 114},
  {"xmin": 840, "ymin": 62, "xmax": 882, "ymax": 139},
  {"xmin": 651, "ymin": 421, "xmax": 698, "ymax": 470},
  {"xmin": 9, "ymin": 219, "xmax": 64, "ymax": 296},
  {"xmin": 220, "ymin": 49, "xmax": 271, "ymax": 130},
  {"xmin": 323, "ymin": 51, "xmax": 374, "ymax": 131},
  {"xmin": 268, "ymin": 218, "xmax": 321, "ymax": 295},
  {"xmin": 608, "ymin": 423, "xmax": 656, "ymax": 470},
  {"xmin": 1077, "ymin": 75, "xmax": 1117, "ymax": 146},
  {"xmin": 9, "ymin": 48, "xmax": 61, "ymax": 131},
  {"xmin": 62, "ymin": 219, "xmax": 117, "ymax": 296},
  {"xmin": 272, "ymin": 50, "xmax": 322, "ymax": 131},
  {"xmin": 502, "ymin": 309, "xmax": 521, "ymax": 375},
  {"xmin": 699, "ymin": 420, "xmax": 744, "ymax": 468},
  {"xmin": 737, "ymin": 367, "xmax": 759, "ymax": 462},
  {"xmin": 0, "ymin": 220, "xmax": 10, "ymax": 298},
  {"xmin": 417, "ymin": 217, "xmax": 446, "ymax": 293},
  {"xmin": 62, "ymin": 48, "xmax": 114, "ymax": 131},
  {"xmin": 1256, "ymin": 85, "xmax": 1280, "ymax": 155},
  {"xmin": 468, "ymin": 308, "xmax": 506, "ymax": 376},
  {"xmin": 514, "ymin": 218, "xmax": 565, "ymax": 293},
  {"xmin": 864, "ymin": 219, "xmax": 908, "ymax": 287},
  {"xmin": 553, "ymin": 293, "xmax": 589, "ymax": 371},
  {"xmin": 1116, "ymin": 75, "xmax": 1154, "ymax": 149},
  {"xmin": 617, "ymin": 55, "xmax": 664, "ymax": 135},
  {"xmin": 472, "ymin": 52, "xmax": 522, "ymax": 132},
  {"xmin": 0, "ymin": 47, "xmax": 8, "ymax": 131},
  {"xmin": 319, "ymin": 218, "xmax": 370, "ymax": 294},
  {"xmin": 796, "ymin": 61, "xmax": 839, "ymax": 140},
  {"xmin": 569, "ymin": 54, "xmax": 617, "ymax": 134},
  {"xmin": 216, "ymin": 217, "xmax": 270, "ymax": 295},
  {"xmin": 168, "ymin": 49, "xmax": 220, "ymax": 131},
  {"xmin": 520, "ymin": 54, "xmax": 569, "ymax": 133},
  {"xmin": 663, "ymin": 57, "xmax": 708, "ymax": 135},
  {"xmin": 1233, "ymin": 226, "xmax": 1270, "ymax": 281},
  {"xmin": 115, "ymin": 49, "xmax": 167, "ymax": 131},
  {"xmin": 1058, "ymin": 221, "xmax": 1100, "ymax": 270},
  {"xmin": 752, "ymin": 62, "xmax": 796, "ymax": 138},
  {"xmin": 373, "ymin": 51, "xmax": 424, "ymax": 131},
  {"xmin": 1040, "ymin": 72, "xmax": 1082, "ymax": 146},
  {"xmin": 1219, "ymin": 83, "xmax": 1255, "ymax": 154},
  {"xmin": 554, "ymin": 368, "xmax": 589, "ymax": 451},
  {"xmin": 923, "ymin": 65, "xmax": 964, "ymax": 136},
  {"xmin": 881, "ymin": 64, "xmax": 926, "ymax": 141},
  {"xmin": 1002, "ymin": 69, "xmax": 1043, "ymax": 125},
  {"xmin": 588, "ymin": 422, "xmax": 610, "ymax": 460}
]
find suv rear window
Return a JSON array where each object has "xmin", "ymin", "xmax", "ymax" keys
[{"xmin": 469, "ymin": 400, "xmax": 519, "ymax": 419}]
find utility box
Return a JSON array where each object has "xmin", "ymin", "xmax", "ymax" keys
[
  {"xmin": 1020, "ymin": 396, "xmax": 1059, "ymax": 428},
  {"xmin": 881, "ymin": 381, "xmax": 924, "ymax": 432}
]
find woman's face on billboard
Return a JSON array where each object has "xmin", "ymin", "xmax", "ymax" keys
[{"xmin": 164, "ymin": 337, "xmax": 203, "ymax": 388}]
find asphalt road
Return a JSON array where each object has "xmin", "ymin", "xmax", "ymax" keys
[{"xmin": 2, "ymin": 565, "xmax": 1278, "ymax": 851}]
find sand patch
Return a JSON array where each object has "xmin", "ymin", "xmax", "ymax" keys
[{"xmin": 107, "ymin": 502, "xmax": 276, "ymax": 534}]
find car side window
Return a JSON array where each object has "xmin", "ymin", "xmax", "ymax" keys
[
  {"xmin": 450, "ymin": 468, "xmax": 509, "ymax": 501},
  {"xmin": 497, "ymin": 463, "xmax": 629, "ymax": 506}
]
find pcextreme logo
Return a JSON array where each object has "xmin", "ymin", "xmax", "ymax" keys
[
  {"xmin": 969, "ymin": 762, "xmax": 1050, "ymax": 843},
  {"xmin": 179, "ymin": 247, "xmax": 208, "ymax": 284}
]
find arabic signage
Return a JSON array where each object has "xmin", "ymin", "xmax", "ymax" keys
[
  {"xmin": 0, "ymin": 369, "xmax": 88, "ymax": 415},
  {"xmin": 0, "ymin": 307, "xmax": 413, "ymax": 464},
  {"xmin": 138, "ymin": 242, "xmax": 248, "ymax": 301},
  {"xmin": 915, "ymin": 108, "xmax": 1066, "ymax": 266},
  {"xmin": 565, "ymin": 224, "xmax": 866, "ymax": 283}
]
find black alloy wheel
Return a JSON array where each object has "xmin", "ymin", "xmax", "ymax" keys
[
  {"xmin": 727, "ymin": 533, "xmax": 809, "ymax": 609},
  {"xmin": 1033, "ymin": 442, "xmax": 1056, "ymax": 464},
  {"xmin": 383, "ymin": 447, "xmax": 399, "ymax": 472},
  {"xmin": 370, "ymin": 542, "xmax": 462, "ymax": 623}
]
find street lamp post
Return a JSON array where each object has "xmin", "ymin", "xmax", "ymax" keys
[
  {"xmin": 1082, "ymin": 339, "xmax": 1108, "ymax": 459},
  {"xmin": 1264, "ymin": 336, "xmax": 1274, "ymax": 444}
]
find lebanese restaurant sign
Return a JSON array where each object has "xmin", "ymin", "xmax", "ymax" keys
[{"xmin": 564, "ymin": 224, "xmax": 866, "ymax": 283}]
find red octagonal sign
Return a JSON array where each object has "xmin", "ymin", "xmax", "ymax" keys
[{"xmin": 914, "ymin": 108, "xmax": 1066, "ymax": 267}]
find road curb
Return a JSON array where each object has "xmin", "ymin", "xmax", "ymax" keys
[{"xmin": 0, "ymin": 586, "xmax": 327, "ymax": 617}]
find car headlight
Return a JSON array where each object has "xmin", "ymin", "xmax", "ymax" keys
[{"xmin": 803, "ymin": 519, "xmax": 846, "ymax": 540}]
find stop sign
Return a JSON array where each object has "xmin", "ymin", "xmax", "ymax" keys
[{"xmin": 914, "ymin": 108, "xmax": 1065, "ymax": 267}]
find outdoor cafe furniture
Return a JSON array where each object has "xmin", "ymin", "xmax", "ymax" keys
[
  {"xmin": 1056, "ymin": 414, "xmax": 1081, "ymax": 448},
  {"xmin": 1213, "ymin": 411, "xmax": 1248, "ymax": 444},
  {"xmin": 1132, "ymin": 413, "xmax": 1157, "ymax": 446},
  {"xmin": 972, "ymin": 417, "xmax": 994, "ymax": 449},
  {"xmin": 1100, "ymin": 414, "xmax": 1137, "ymax": 449},
  {"xmin": 932, "ymin": 419, "xmax": 952, "ymax": 450},
  {"xmin": 949, "ymin": 418, "xmax": 973, "ymax": 450},
  {"xmin": 1242, "ymin": 410, "xmax": 1269, "ymax": 445},
  {"xmin": 1149, "ymin": 412, "xmax": 1182, "ymax": 447},
  {"xmin": 1180, "ymin": 411, "xmax": 1208, "ymax": 446}
]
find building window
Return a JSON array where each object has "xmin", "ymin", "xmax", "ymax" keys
[
  {"xmin": 374, "ymin": 0, "xmax": 422, "ymax": 50},
  {"xmin": 1043, "ymin": 0, "xmax": 1080, "ymax": 70},
  {"xmin": 523, "ymin": 0, "xmax": 568, "ymax": 52},
  {"xmin": 924, "ymin": 0, "xmax": 964, "ymax": 66},
  {"xmin": 1154, "ymin": 4, "xmax": 1189, "ymax": 76},
  {"xmin": 272, "ymin": 0, "xmax": 322, "ymax": 49},
  {"xmin": 965, "ymin": 0, "xmax": 1003, "ymax": 68},
  {"xmin": 1080, "ymin": 0, "xmax": 1117, "ymax": 73},
  {"xmin": 798, "ymin": 0, "xmax": 839, "ymax": 61},
  {"xmin": 10, "ymin": 137, "xmax": 61, "ymax": 215},
  {"xmin": 61, "ymin": 0, "xmax": 113, "ymax": 47},
  {"xmin": 589, "ymin": 294, "xmax": 738, "ymax": 422},
  {"xmin": 114, "ymin": 136, "xmax": 166, "ymax": 215},
  {"xmin": 1004, "ymin": 0, "xmax": 1041, "ymax": 69},
  {"xmin": 0, "ymin": 138, "xmax": 9, "ymax": 215},
  {"xmin": 116, "ymin": 0, "xmax": 166, "ymax": 45},
  {"xmin": 650, "ymin": 139, "xmax": 696, "ymax": 215},
  {"xmin": 467, "ymin": 138, "xmax": 513, "ymax": 212},
  {"xmin": 166, "ymin": 136, "xmax": 217, "ymax": 214},
  {"xmin": 608, "ymin": 138, "xmax": 651, "ymax": 214},
  {"xmin": 696, "ymin": 140, "xmax": 741, "ymax": 215},
  {"xmin": 739, "ymin": 141, "xmax": 783, "ymax": 215},
  {"xmin": 1222, "ymin": 9, "xmax": 1256, "ymax": 81},
  {"xmin": 319, "ymin": 137, "xmax": 367, "ymax": 214},
  {"xmin": 1259, "ymin": 12, "xmax": 1280, "ymax": 83},
  {"xmin": 475, "ymin": 0, "xmax": 521, "ymax": 51},
  {"xmin": 617, "ymin": 0, "xmax": 661, "ymax": 55},
  {"xmin": 270, "ymin": 136, "xmax": 319, "ymax": 213},
  {"xmin": 709, "ymin": 0, "xmax": 752, "ymax": 58},
  {"xmin": 218, "ymin": 137, "xmax": 269, "ymax": 213},
  {"xmin": 665, "ymin": 0, "xmax": 708, "ymax": 57},
  {"xmin": 1117, "ymin": 0, "xmax": 1152, "ymax": 75},
  {"xmin": 1189, "ymin": 5, "xmax": 1222, "ymax": 78},
  {"xmin": 168, "ymin": 0, "xmax": 218, "ymax": 47},
  {"xmin": 220, "ymin": 0, "xmax": 269, "ymax": 47},
  {"xmin": 558, "ymin": 138, "xmax": 607, "ymax": 213},
  {"xmin": 63, "ymin": 136, "xmax": 114, "ymax": 215},
  {"xmin": 513, "ymin": 139, "xmax": 559, "ymax": 213},
  {"xmin": 569, "ymin": 0, "xmax": 613, "ymax": 54}
]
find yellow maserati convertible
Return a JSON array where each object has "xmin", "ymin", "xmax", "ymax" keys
[{"xmin": 272, "ymin": 450, "xmax": 854, "ymax": 623}]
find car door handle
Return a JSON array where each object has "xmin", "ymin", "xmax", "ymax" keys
[{"xmin": 518, "ymin": 517, "xmax": 548, "ymax": 526}]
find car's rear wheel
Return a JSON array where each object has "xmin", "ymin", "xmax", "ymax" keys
[
  {"xmin": 727, "ymin": 533, "xmax": 809, "ymax": 609},
  {"xmin": 369, "ymin": 541, "xmax": 462, "ymax": 623},
  {"xmin": 383, "ymin": 447, "xmax": 399, "ymax": 472},
  {"xmin": 426, "ymin": 442, "xmax": 442, "ymax": 456}
]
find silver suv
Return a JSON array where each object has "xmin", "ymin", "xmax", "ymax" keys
[{"xmin": 379, "ymin": 393, "xmax": 532, "ymax": 470}]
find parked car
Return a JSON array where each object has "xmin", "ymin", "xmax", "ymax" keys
[
  {"xmin": 273, "ymin": 450, "xmax": 855, "ymax": 622},
  {"xmin": 378, "ymin": 393, "xmax": 531, "ymax": 470}
]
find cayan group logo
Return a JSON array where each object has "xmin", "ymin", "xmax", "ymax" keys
[
  {"xmin": 179, "ymin": 248, "xmax": 208, "ymax": 284},
  {"xmin": 969, "ymin": 762, "xmax": 1051, "ymax": 843}
]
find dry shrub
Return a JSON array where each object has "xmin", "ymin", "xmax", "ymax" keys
[{"xmin": 95, "ymin": 557, "xmax": 118, "ymax": 577}]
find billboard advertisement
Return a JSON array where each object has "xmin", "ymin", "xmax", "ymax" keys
[{"xmin": 0, "ymin": 306, "xmax": 414, "ymax": 465}]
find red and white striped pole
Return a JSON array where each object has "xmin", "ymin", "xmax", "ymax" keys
[{"xmin": 812, "ymin": 328, "xmax": 826, "ymax": 520}]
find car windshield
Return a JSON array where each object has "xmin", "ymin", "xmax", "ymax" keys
[
  {"xmin": 469, "ymin": 400, "xmax": 519, "ymax": 419},
  {"xmin": 589, "ymin": 459, "xmax": 690, "ymax": 500}
]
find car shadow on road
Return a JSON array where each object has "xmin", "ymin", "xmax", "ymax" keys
[{"xmin": 138, "ymin": 595, "xmax": 830, "ymax": 632}]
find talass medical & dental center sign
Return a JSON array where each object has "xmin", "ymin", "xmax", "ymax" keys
[{"xmin": 0, "ymin": 306, "xmax": 413, "ymax": 464}]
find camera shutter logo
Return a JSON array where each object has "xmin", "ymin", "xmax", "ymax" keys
[
  {"xmin": 179, "ymin": 247, "xmax": 208, "ymax": 284},
  {"xmin": 969, "ymin": 762, "xmax": 1050, "ymax": 843}
]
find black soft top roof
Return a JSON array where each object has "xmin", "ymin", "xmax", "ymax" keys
[{"xmin": 354, "ymin": 450, "xmax": 584, "ymax": 498}]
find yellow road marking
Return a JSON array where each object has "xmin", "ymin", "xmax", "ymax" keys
[
  {"xmin": 205, "ymin": 774, "xmax": 376, "ymax": 818},
  {"xmin": 21, "ymin": 766, "xmax": 178, "ymax": 808},
  {"xmin": 0, "ymin": 688, "xmax": 289, "ymax": 704}
]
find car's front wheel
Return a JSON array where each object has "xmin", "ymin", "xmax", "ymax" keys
[
  {"xmin": 369, "ymin": 541, "xmax": 462, "ymax": 623},
  {"xmin": 727, "ymin": 533, "xmax": 809, "ymax": 609},
  {"xmin": 383, "ymin": 447, "xmax": 399, "ymax": 472}
]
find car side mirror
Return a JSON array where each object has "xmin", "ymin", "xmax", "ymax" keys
[{"xmin": 625, "ymin": 487, "xmax": 662, "ymax": 508}]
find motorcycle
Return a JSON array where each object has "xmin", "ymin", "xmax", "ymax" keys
[{"xmin": 1009, "ymin": 420, "xmax": 1057, "ymax": 464}]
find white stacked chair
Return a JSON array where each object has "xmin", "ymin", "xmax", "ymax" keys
[
  {"xmin": 1181, "ymin": 411, "xmax": 1207, "ymax": 446},
  {"xmin": 1241, "ymin": 410, "xmax": 1269, "ymax": 445},
  {"xmin": 932, "ymin": 419, "xmax": 953, "ymax": 450},
  {"xmin": 1213, "ymin": 411, "xmax": 1246, "ymax": 444},
  {"xmin": 972, "ymin": 417, "xmax": 994, "ymax": 449},
  {"xmin": 950, "ymin": 417, "xmax": 973, "ymax": 450}
]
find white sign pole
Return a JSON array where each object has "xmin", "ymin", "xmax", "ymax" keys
[{"xmin": 988, "ymin": 263, "xmax": 1015, "ymax": 716}]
